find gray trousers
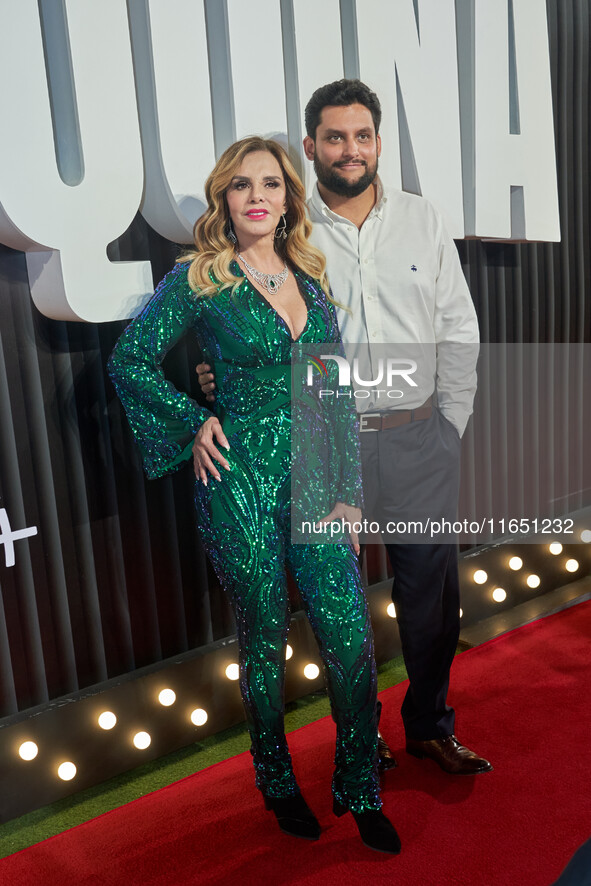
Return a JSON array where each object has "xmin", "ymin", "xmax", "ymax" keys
[{"xmin": 361, "ymin": 408, "xmax": 462, "ymax": 740}]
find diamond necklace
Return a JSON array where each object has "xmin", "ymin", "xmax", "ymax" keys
[{"xmin": 238, "ymin": 253, "xmax": 288, "ymax": 294}]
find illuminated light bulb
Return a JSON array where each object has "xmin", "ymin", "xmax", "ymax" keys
[
  {"xmin": 565, "ymin": 559, "xmax": 579, "ymax": 573},
  {"xmin": 285, "ymin": 645, "xmax": 293, "ymax": 660},
  {"xmin": 386, "ymin": 603, "xmax": 397, "ymax": 619},
  {"xmin": 509, "ymin": 556, "xmax": 523, "ymax": 571},
  {"xmin": 190, "ymin": 708, "xmax": 208, "ymax": 727},
  {"xmin": 133, "ymin": 731, "xmax": 151, "ymax": 750},
  {"xmin": 526, "ymin": 574, "xmax": 541, "ymax": 588},
  {"xmin": 492, "ymin": 588, "xmax": 507, "ymax": 603},
  {"xmin": 580, "ymin": 530, "xmax": 591, "ymax": 543},
  {"xmin": 18, "ymin": 741, "xmax": 38, "ymax": 761},
  {"xmin": 158, "ymin": 689, "xmax": 176, "ymax": 707},
  {"xmin": 459, "ymin": 608, "xmax": 463, "ymax": 618},
  {"xmin": 304, "ymin": 663, "xmax": 320, "ymax": 680},
  {"xmin": 548, "ymin": 542, "xmax": 562, "ymax": 555},
  {"xmin": 57, "ymin": 762, "xmax": 77, "ymax": 781},
  {"xmin": 225, "ymin": 664, "xmax": 240, "ymax": 681},
  {"xmin": 473, "ymin": 569, "xmax": 487, "ymax": 584},
  {"xmin": 98, "ymin": 711, "xmax": 117, "ymax": 730}
]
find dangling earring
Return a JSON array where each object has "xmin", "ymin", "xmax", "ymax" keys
[
  {"xmin": 274, "ymin": 213, "xmax": 288, "ymax": 240},
  {"xmin": 225, "ymin": 219, "xmax": 237, "ymax": 245}
]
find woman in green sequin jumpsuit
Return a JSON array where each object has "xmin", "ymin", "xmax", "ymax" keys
[{"xmin": 109, "ymin": 137, "xmax": 399, "ymax": 850}]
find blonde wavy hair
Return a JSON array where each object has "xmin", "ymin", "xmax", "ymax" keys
[{"xmin": 178, "ymin": 136, "xmax": 328, "ymax": 295}]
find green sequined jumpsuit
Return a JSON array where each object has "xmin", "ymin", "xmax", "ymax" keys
[{"xmin": 108, "ymin": 261, "xmax": 380, "ymax": 812}]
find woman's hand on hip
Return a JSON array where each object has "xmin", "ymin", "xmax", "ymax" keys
[{"xmin": 192, "ymin": 417, "xmax": 230, "ymax": 485}]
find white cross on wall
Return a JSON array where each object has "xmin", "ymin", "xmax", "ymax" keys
[{"xmin": 0, "ymin": 508, "xmax": 38, "ymax": 568}]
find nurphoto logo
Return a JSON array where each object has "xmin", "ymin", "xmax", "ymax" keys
[{"xmin": 304, "ymin": 353, "xmax": 418, "ymax": 401}]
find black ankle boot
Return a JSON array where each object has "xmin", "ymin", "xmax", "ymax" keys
[
  {"xmin": 264, "ymin": 792, "xmax": 321, "ymax": 841},
  {"xmin": 333, "ymin": 799, "xmax": 401, "ymax": 854}
]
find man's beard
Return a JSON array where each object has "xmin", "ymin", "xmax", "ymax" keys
[{"xmin": 313, "ymin": 154, "xmax": 378, "ymax": 198}]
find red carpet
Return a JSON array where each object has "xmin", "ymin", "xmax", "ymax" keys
[{"xmin": 3, "ymin": 600, "xmax": 591, "ymax": 886}]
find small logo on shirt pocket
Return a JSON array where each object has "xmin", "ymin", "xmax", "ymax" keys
[{"xmin": 411, "ymin": 265, "xmax": 418, "ymax": 272}]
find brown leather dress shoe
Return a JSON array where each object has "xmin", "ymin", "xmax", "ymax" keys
[
  {"xmin": 378, "ymin": 731, "xmax": 398, "ymax": 770},
  {"xmin": 405, "ymin": 735, "xmax": 493, "ymax": 775}
]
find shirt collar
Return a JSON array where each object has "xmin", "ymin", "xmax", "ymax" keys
[
  {"xmin": 373, "ymin": 177, "xmax": 387, "ymax": 217},
  {"xmin": 309, "ymin": 176, "xmax": 388, "ymax": 226}
]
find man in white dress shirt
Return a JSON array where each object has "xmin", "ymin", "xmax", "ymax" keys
[
  {"xmin": 198, "ymin": 79, "xmax": 491, "ymax": 776},
  {"xmin": 303, "ymin": 79, "xmax": 490, "ymax": 775}
]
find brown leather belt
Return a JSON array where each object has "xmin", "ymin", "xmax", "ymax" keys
[{"xmin": 358, "ymin": 398, "xmax": 433, "ymax": 432}]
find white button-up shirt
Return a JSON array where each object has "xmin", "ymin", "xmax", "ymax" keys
[{"xmin": 307, "ymin": 179, "xmax": 479, "ymax": 436}]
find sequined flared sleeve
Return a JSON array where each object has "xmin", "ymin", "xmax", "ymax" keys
[
  {"xmin": 325, "ymin": 305, "xmax": 363, "ymax": 510},
  {"xmin": 292, "ymin": 278, "xmax": 364, "ymax": 516},
  {"xmin": 108, "ymin": 264, "xmax": 212, "ymax": 479}
]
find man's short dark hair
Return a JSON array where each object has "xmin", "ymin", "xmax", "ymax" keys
[{"xmin": 304, "ymin": 79, "xmax": 382, "ymax": 140}]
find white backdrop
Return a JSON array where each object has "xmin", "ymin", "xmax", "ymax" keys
[{"xmin": 0, "ymin": 0, "xmax": 560, "ymax": 321}]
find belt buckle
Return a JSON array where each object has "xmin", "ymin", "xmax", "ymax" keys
[{"xmin": 359, "ymin": 413, "xmax": 380, "ymax": 433}]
